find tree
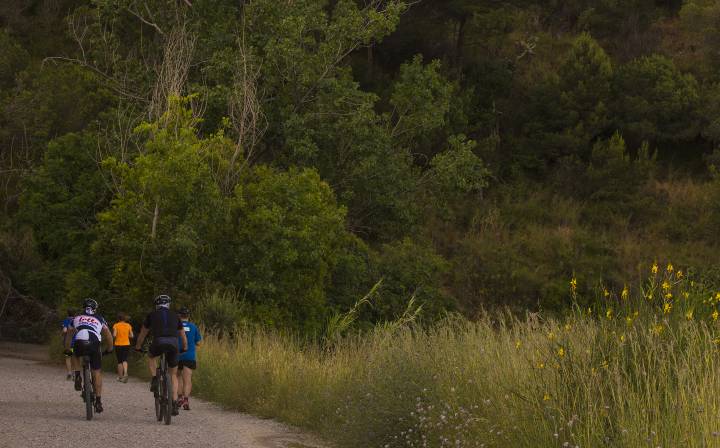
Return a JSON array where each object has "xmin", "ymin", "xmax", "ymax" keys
[
  {"xmin": 19, "ymin": 132, "xmax": 110, "ymax": 304},
  {"xmin": 558, "ymin": 33, "xmax": 612, "ymax": 157},
  {"xmin": 95, "ymin": 98, "xmax": 225, "ymax": 312},
  {"xmin": 223, "ymin": 166, "xmax": 348, "ymax": 333},
  {"xmin": 612, "ymin": 55, "xmax": 699, "ymax": 145}
]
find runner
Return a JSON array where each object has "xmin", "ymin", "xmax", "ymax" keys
[
  {"xmin": 61, "ymin": 309, "xmax": 75, "ymax": 380},
  {"xmin": 176, "ymin": 307, "xmax": 202, "ymax": 410},
  {"xmin": 112, "ymin": 313, "xmax": 133, "ymax": 383}
]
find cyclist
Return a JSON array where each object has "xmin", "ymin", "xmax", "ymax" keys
[
  {"xmin": 63, "ymin": 298, "xmax": 114, "ymax": 413},
  {"xmin": 176, "ymin": 306, "xmax": 202, "ymax": 410},
  {"xmin": 61, "ymin": 309, "xmax": 75, "ymax": 380},
  {"xmin": 134, "ymin": 294, "xmax": 188, "ymax": 416}
]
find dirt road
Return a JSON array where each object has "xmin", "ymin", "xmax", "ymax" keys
[{"xmin": 0, "ymin": 345, "xmax": 325, "ymax": 448}]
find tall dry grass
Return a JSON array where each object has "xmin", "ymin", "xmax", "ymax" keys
[{"xmin": 191, "ymin": 309, "xmax": 720, "ymax": 447}]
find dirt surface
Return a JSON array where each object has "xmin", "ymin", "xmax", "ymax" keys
[{"xmin": 0, "ymin": 344, "xmax": 326, "ymax": 448}]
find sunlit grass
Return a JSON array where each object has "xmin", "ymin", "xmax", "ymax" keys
[{"xmin": 190, "ymin": 275, "xmax": 720, "ymax": 447}]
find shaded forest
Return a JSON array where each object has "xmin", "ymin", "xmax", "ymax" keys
[{"xmin": 2, "ymin": 0, "xmax": 720, "ymax": 335}]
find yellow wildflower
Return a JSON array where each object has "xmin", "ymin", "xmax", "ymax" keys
[
  {"xmin": 621, "ymin": 285, "xmax": 629, "ymax": 301},
  {"xmin": 651, "ymin": 262, "xmax": 658, "ymax": 275},
  {"xmin": 677, "ymin": 270, "xmax": 684, "ymax": 279},
  {"xmin": 663, "ymin": 302, "xmax": 672, "ymax": 314},
  {"xmin": 662, "ymin": 280, "xmax": 671, "ymax": 291},
  {"xmin": 564, "ymin": 323, "xmax": 572, "ymax": 332},
  {"xmin": 619, "ymin": 334, "xmax": 625, "ymax": 343},
  {"xmin": 715, "ymin": 292, "xmax": 720, "ymax": 302},
  {"xmin": 515, "ymin": 340, "xmax": 521, "ymax": 349},
  {"xmin": 665, "ymin": 292, "xmax": 673, "ymax": 300},
  {"xmin": 713, "ymin": 338, "xmax": 720, "ymax": 345},
  {"xmin": 543, "ymin": 393, "xmax": 551, "ymax": 402},
  {"xmin": 606, "ymin": 308, "xmax": 613, "ymax": 319},
  {"xmin": 686, "ymin": 309, "xmax": 694, "ymax": 320},
  {"xmin": 652, "ymin": 324, "xmax": 664, "ymax": 335},
  {"xmin": 547, "ymin": 331, "xmax": 555, "ymax": 340},
  {"xmin": 667, "ymin": 263, "xmax": 674, "ymax": 273},
  {"xmin": 557, "ymin": 347, "xmax": 565, "ymax": 357},
  {"xmin": 537, "ymin": 362, "xmax": 545, "ymax": 369},
  {"xmin": 570, "ymin": 277, "xmax": 577, "ymax": 291},
  {"xmin": 603, "ymin": 288, "xmax": 610, "ymax": 298},
  {"xmin": 625, "ymin": 316, "xmax": 634, "ymax": 326},
  {"xmin": 713, "ymin": 310, "xmax": 719, "ymax": 321},
  {"xmin": 683, "ymin": 291, "xmax": 689, "ymax": 299},
  {"xmin": 601, "ymin": 360, "xmax": 609, "ymax": 369}
]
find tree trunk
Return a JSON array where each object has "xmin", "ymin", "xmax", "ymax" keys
[{"xmin": 151, "ymin": 200, "xmax": 159, "ymax": 239}]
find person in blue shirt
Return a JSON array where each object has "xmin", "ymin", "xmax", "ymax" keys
[
  {"xmin": 61, "ymin": 309, "xmax": 75, "ymax": 380},
  {"xmin": 176, "ymin": 307, "xmax": 202, "ymax": 410}
]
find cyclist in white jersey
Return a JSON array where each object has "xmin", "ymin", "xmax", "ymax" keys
[{"xmin": 64, "ymin": 298, "xmax": 114, "ymax": 413}]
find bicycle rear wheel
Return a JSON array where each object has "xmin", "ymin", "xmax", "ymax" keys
[
  {"xmin": 154, "ymin": 367, "xmax": 162, "ymax": 421},
  {"xmin": 83, "ymin": 362, "xmax": 93, "ymax": 421},
  {"xmin": 162, "ymin": 360, "xmax": 172, "ymax": 425}
]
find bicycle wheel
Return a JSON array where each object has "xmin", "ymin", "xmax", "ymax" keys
[
  {"xmin": 162, "ymin": 359, "xmax": 172, "ymax": 425},
  {"xmin": 155, "ymin": 367, "xmax": 162, "ymax": 421},
  {"xmin": 83, "ymin": 361, "xmax": 93, "ymax": 421}
]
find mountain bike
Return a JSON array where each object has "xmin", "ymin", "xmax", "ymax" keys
[
  {"xmin": 79, "ymin": 349, "xmax": 96, "ymax": 421},
  {"xmin": 136, "ymin": 347, "xmax": 174, "ymax": 425},
  {"xmin": 66, "ymin": 345, "xmax": 110, "ymax": 420},
  {"xmin": 155, "ymin": 351, "xmax": 173, "ymax": 425}
]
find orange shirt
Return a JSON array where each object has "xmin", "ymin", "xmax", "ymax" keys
[{"xmin": 113, "ymin": 322, "xmax": 133, "ymax": 346}]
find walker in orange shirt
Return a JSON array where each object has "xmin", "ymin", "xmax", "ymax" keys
[{"xmin": 112, "ymin": 313, "xmax": 134, "ymax": 383}]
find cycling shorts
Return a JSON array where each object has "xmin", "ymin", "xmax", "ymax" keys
[
  {"xmin": 73, "ymin": 333, "xmax": 102, "ymax": 370},
  {"xmin": 149, "ymin": 337, "xmax": 179, "ymax": 368}
]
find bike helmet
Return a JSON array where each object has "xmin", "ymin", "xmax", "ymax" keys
[
  {"xmin": 178, "ymin": 306, "xmax": 190, "ymax": 316},
  {"xmin": 83, "ymin": 298, "xmax": 98, "ymax": 314},
  {"xmin": 154, "ymin": 294, "xmax": 172, "ymax": 308}
]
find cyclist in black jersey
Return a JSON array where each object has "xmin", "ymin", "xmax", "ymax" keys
[{"xmin": 134, "ymin": 294, "xmax": 188, "ymax": 415}]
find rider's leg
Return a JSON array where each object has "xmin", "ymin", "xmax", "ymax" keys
[
  {"xmin": 147, "ymin": 356, "xmax": 157, "ymax": 376},
  {"xmin": 116, "ymin": 362, "xmax": 123, "ymax": 379},
  {"xmin": 65, "ymin": 355, "xmax": 72, "ymax": 375},
  {"xmin": 122, "ymin": 360, "xmax": 128, "ymax": 377},
  {"xmin": 169, "ymin": 366, "xmax": 179, "ymax": 401},
  {"xmin": 92, "ymin": 369, "xmax": 103, "ymax": 396}
]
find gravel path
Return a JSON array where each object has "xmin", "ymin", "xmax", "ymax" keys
[{"xmin": 0, "ymin": 348, "xmax": 326, "ymax": 448}]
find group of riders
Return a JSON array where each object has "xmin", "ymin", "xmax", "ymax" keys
[{"xmin": 62, "ymin": 294, "xmax": 203, "ymax": 416}]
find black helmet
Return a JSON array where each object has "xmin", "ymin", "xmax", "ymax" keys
[
  {"xmin": 83, "ymin": 298, "xmax": 98, "ymax": 313},
  {"xmin": 154, "ymin": 294, "xmax": 171, "ymax": 307},
  {"xmin": 178, "ymin": 306, "xmax": 190, "ymax": 316}
]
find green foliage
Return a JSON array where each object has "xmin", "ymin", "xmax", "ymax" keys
[
  {"xmin": 389, "ymin": 55, "xmax": 453, "ymax": 146},
  {"xmin": 95, "ymin": 98, "xmax": 225, "ymax": 309},
  {"xmin": 19, "ymin": 132, "xmax": 110, "ymax": 304},
  {"xmin": 372, "ymin": 238, "xmax": 453, "ymax": 320},
  {"xmin": 195, "ymin": 289, "xmax": 247, "ymax": 335},
  {"xmin": 558, "ymin": 33, "xmax": 612, "ymax": 153},
  {"xmin": 612, "ymin": 55, "xmax": 699, "ymax": 144},
  {"xmin": 0, "ymin": 29, "xmax": 29, "ymax": 89},
  {"xmin": 224, "ymin": 165, "xmax": 348, "ymax": 334}
]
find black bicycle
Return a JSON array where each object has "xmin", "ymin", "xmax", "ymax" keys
[
  {"xmin": 79, "ymin": 350, "xmax": 96, "ymax": 421},
  {"xmin": 136, "ymin": 347, "xmax": 174, "ymax": 425},
  {"xmin": 66, "ymin": 345, "xmax": 110, "ymax": 420},
  {"xmin": 154, "ymin": 351, "xmax": 173, "ymax": 425}
]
